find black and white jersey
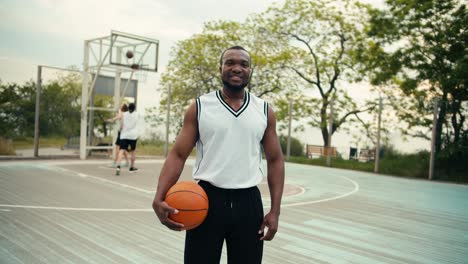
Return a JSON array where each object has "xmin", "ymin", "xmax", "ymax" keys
[{"xmin": 193, "ymin": 90, "xmax": 268, "ymax": 189}]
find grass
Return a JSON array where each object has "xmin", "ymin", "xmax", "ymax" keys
[
  {"xmin": 0, "ymin": 138, "xmax": 16, "ymax": 155},
  {"xmin": 137, "ymin": 141, "xmax": 167, "ymax": 156},
  {"xmin": 12, "ymin": 136, "xmax": 67, "ymax": 149},
  {"xmin": 7, "ymin": 136, "xmax": 172, "ymax": 157},
  {"xmin": 288, "ymin": 153, "xmax": 430, "ymax": 180},
  {"xmin": 4, "ymin": 136, "xmax": 464, "ymax": 183}
]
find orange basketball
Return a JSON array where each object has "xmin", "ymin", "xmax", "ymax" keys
[{"xmin": 164, "ymin": 181, "xmax": 209, "ymax": 230}]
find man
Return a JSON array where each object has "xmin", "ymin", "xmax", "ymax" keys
[
  {"xmin": 152, "ymin": 46, "xmax": 284, "ymax": 263},
  {"xmin": 106, "ymin": 104, "xmax": 129, "ymax": 168},
  {"xmin": 116, "ymin": 102, "xmax": 139, "ymax": 175}
]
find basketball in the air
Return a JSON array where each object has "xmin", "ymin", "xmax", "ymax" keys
[
  {"xmin": 126, "ymin": 50, "xmax": 134, "ymax": 59},
  {"xmin": 165, "ymin": 181, "xmax": 209, "ymax": 230}
]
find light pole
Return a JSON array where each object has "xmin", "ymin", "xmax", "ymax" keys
[
  {"xmin": 164, "ymin": 86, "xmax": 171, "ymax": 159},
  {"xmin": 429, "ymin": 98, "xmax": 439, "ymax": 180},
  {"xmin": 286, "ymin": 98, "xmax": 293, "ymax": 161},
  {"xmin": 326, "ymin": 96, "xmax": 334, "ymax": 167},
  {"xmin": 374, "ymin": 95, "xmax": 382, "ymax": 173}
]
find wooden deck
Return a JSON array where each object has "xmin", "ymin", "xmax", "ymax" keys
[{"xmin": 0, "ymin": 159, "xmax": 467, "ymax": 263}]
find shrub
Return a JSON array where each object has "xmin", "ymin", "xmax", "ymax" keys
[
  {"xmin": 279, "ymin": 135, "xmax": 304, "ymax": 157},
  {"xmin": 0, "ymin": 138, "xmax": 16, "ymax": 155}
]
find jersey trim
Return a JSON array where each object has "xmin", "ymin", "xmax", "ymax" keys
[
  {"xmin": 196, "ymin": 97, "xmax": 201, "ymax": 121},
  {"xmin": 193, "ymin": 139, "xmax": 204, "ymax": 175},
  {"xmin": 215, "ymin": 90, "xmax": 250, "ymax": 118}
]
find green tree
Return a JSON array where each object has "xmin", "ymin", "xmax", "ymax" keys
[
  {"xmin": 154, "ymin": 20, "xmax": 294, "ymax": 135},
  {"xmin": 367, "ymin": 0, "xmax": 467, "ymax": 154},
  {"xmin": 0, "ymin": 80, "xmax": 36, "ymax": 138},
  {"xmin": 264, "ymin": 0, "xmax": 379, "ymax": 147},
  {"xmin": 0, "ymin": 70, "xmax": 113, "ymax": 140},
  {"xmin": 279, "ymin": 135, "xmax": 304, "ymax": 156}
]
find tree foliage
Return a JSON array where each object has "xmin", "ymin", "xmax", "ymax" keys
[
  {"xmin": 263, "ymin": 0, "xmax": 380, "ymax": 146},
  {"xmin": 279, "ymin": 135, "xmax": 304, "ymax": 156},
  {"xmin": 366, "ymin": 0, "xmax": 467, "ymax": 155},
  {"xmin": 0, "ymin": 80, "xmax": 36, "ymax": 138},
  {"xmin": 0, "ymin": 70, "xmax": 115, "ymax": 140},
  {"xmin": 153, "ymin": 0, "xmax": 382, "ymax": 147},
  {"xmin": 155, "ymin": 19, "xmax": 295, "ymax": 136}
]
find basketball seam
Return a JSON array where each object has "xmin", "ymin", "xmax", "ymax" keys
[
  {"xmin": 177, "ymin": 208, "xmax": 208, "ymax": 211},
  {"xmin": 165, "ymin": 190, "xmax": 208, "ymax": 202}
]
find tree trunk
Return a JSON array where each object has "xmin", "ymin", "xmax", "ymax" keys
[
  {"xmin": 321, "ymin": 100, "xmax": 329, "ymax": 147},
  {"xmin": 435, "ymin": 99, "xmax": 446, "ymax": 154}
]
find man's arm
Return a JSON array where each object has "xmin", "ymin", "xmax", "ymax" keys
[
  {"xmin": 259, "ymin": 105, "xmax": 285, "ymax": 241},
  {"xmin": 152, "ymin": 102, "xmax": 199, "ymax": 230}
]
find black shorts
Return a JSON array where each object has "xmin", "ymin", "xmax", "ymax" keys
[
  {"xmin": 119, "ymin": 139, "xmax": 137, "ymax": 151},
  {"xmin": 115, "ymin": 132, "xmax": 121, "ymax": 146},
  {"xmin": 185, "ymin": 180, "xmax": 264, "ymax": 264}
]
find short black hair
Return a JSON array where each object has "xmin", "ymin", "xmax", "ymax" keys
[
  {"xmin": 219, "ymin": 46, "xmax": 251, "ymax": 66},
  {"xmin": 128, "ymin": 103, "xmax": 136, "ymax": 113}
]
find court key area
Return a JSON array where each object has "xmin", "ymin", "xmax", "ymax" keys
[{"xmin": 0, "ymin": 159, "xmax": 467, "ymax": 263}]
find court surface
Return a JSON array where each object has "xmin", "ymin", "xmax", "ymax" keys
[{"xmin": 1, "ymin": 159, "xmax": 467, "ymax": 264}]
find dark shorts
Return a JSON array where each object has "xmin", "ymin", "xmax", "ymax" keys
[
  {"xmin": 119, "ymin": 139, "xmax": 137, "ymax": 151},
  {"xmin": 115, "ymin": 132, "xmax": 121, "ymax": 146},
  {"xmin": 185, "ymin": 180, "xmax": 264, "ymax": 264}
]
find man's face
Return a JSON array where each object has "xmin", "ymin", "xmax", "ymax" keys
[{"xmin": 220, "ymin": 49, "xmax": 251, "ymax": 91}]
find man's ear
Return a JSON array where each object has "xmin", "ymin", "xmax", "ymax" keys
[{"xmin": 248, "ymin": 67, "xmax": 254, "ymax": 83}]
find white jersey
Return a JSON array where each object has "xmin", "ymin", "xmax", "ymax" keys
[
  {"xmin": 120, "ymin": 111, "xmax": 139, "ymax": 140},
  {"xmin": 193, "ymin": 90, "xmax": 268, "ymax": 189}
]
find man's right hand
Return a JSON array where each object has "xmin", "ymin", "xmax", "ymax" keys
[{"xmin": 152, "ymin": 199, "xmax": 185, "ymax": 231}]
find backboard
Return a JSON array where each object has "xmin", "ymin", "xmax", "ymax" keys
[{"xmin": 109, "ymin": 30, "xmax": 159, "ymax": 72}]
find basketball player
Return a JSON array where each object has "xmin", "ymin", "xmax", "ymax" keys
[
  {"xmin": 115, "ymin": 103, "xmax": 139, "ymax": 175},
  {"xmin": 106, "ymin": 104, "xmax": 129, "ymax": 168},
  {"xmin": 152, "ymin": 46, "xmax": 285, "ymax": 263}
]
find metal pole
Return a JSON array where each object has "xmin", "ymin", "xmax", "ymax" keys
[
  {"xmin": 429, "ymin": 99, "xmax": 439, "ymax": 180},
  {"xmin": 374, "ymin": 96, "xmax": 382, "ymax": 173},
  {"xmin": 33, "ymin": 65, "xmax": 42, "ymax": 157},
  {"xmin": 80, "ymin": 41, "xmax": 90, "ymax": 160},
  {"xmin": 326, "ymin": 96, "xmax": 334, "ymax": 166},
  {"xmin": 286, "ymin": 98, "xmax": 293, "ymax": 161},
  {"xmin": 164, "ymin": 86, "xmax": 171, "ymax": 158},
  {"xmin": 112, "ymin": 49, "xmax": 122, "ymax": 160}
]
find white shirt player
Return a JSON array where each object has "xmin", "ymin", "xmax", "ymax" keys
[
  {"xmin": 120, "ymin": 111, "xmax": 139, "ymax": 140},
  {"xmin": 193, "ymin": 90, "xmax": 269, "ymax": 189}
]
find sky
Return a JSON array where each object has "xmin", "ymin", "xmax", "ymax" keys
[{"xmin": 0, "ymin": 0, "xmax": 429, "ymax": 153}]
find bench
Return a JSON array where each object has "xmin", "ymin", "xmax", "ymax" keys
[
  {"xmin": 306, "ymin": 144, "xmax": 336, "ymax": 159},
  {"xmin": 358, "ymin": 148, "xmax": 375, "ymax": 162}
]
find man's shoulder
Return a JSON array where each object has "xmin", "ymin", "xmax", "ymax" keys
[
  {"xmin": 248, "ymin": 92, "xmax": 268, "ymax": 105},
  {"xmin": 198, "ymin": 90, "xmax": 217, "ymax": 99},
  {"xmin": 197, "ymin": 90, "xmax": 219, "ymax": 103}
]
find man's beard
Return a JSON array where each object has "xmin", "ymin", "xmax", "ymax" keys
[{"xmin": 222, "ymin": 79, "xmax": 249, "ymax": 92}]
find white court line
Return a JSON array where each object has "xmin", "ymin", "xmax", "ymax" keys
[
  {"xmin": 0, "ymin": 204, "xmax": 152, "ymax": 212},
  {"xmin": 75, "ymin": 172, "xmax": 155, "ymax": 194},
  {"xmin": 0, "ymin": 174, "xmax": 359, "ymax": 211},
  {"xmin": 272, "ymin": 175, "xmax": 360, "ymax": 208}
]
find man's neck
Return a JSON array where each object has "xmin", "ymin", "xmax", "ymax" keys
[{"xmin": 221, "ymin": 87, "xmax": 245, "ymax": 101}]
